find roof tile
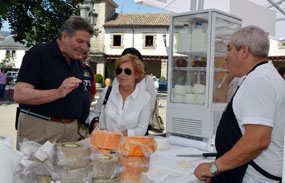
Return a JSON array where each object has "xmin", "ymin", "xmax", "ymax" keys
[{"xmin": 104, "ymin": 13, "xmax": 173, "ymax": 27}]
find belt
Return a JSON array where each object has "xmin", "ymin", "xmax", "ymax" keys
[{"xmin": 20, "ymin": 109, "xmax": 76, "ymax": 124}]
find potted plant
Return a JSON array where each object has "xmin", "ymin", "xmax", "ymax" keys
[{"xmin": 95, "ymin": 73, "xmax": 104, "ymax": 88}]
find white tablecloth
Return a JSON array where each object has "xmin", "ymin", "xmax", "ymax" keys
[{"xmin": 142, "ymin": 145, "xmax": 215, "ymax": 183}]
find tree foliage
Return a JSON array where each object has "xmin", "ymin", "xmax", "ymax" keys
[
  {"xmin": 1, "ymin": 56, "xmax": 16, "ymax": 69},
  {"xmin": 0, "ymin": 0, "xmax": 99, "ymax": 47}
]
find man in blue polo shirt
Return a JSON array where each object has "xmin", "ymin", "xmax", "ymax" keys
[{"xmin": 14, "ymin": 16, "xmax": 94, "ymax": 148}]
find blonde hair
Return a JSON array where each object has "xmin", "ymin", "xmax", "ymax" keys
[{"xmin": 115, "ymin": 54, "xmax": 145, "ymax": 83}]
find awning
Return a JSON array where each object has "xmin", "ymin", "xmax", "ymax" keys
[
  {"xmin": 269, "ymin": 55, "xmax": 285, "ymax": 62},
  {"xmin": 105, "ymin": 54, "xmax": 168, "ymax": 61}
]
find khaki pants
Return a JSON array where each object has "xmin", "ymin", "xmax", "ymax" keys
[{"xmin": 16, "ymin": 113, "xmax": 78, "ymax": 150}]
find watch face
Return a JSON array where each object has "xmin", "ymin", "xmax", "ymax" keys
[{"xmin": 210, "ymin": 162, "xmax": 217, "ymax": 174}]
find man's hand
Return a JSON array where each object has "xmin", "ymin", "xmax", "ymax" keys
[
  {"xmin": 57, "ymin": 77, "xmax": 82, "ymax": 98},
  {"xmin": 194, "ymin": 162, "xmax": 214, "ymax": 182}
]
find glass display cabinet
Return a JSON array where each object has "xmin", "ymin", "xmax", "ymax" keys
[{"xmin": 166, "ymin": 9, "xmax": 242, "ymax": 140}]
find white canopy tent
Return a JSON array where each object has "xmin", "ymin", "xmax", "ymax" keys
[
  {"xmin": 134, "ymin": 0, "xmax": 285, "ymax": 39},
  {"xmin": 134, "ymin": 0, "xmax": 204, "ymax": 12}
]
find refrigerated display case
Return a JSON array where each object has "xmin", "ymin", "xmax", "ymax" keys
[{"xmin": 166, "ymin": 9, "xmax": 242, "ymax": 140}]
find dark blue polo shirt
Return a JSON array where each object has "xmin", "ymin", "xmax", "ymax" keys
[
  {"xmin": 78, "ymin": 64, "xmax": 95, "ymax": 123},
  {"xmin": 17, "ymin": 39, "xmax": 84, "ymax": 119}
]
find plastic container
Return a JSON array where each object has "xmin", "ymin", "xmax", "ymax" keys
[
  {"xmin": 119, "ymin": 136, "xmax": 157, "ymax": 157},
  {"xmin": 178, "ymin": 24, "xmax": 192, "ymax": 53}
]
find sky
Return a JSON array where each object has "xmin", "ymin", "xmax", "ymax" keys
[
  {"xmin": 113, "ymin": 0, "xmax": 168, "ymax": 13},
  {"xmin": 1, "ymin": 0, "xmax": 167, "ymax": 31}
]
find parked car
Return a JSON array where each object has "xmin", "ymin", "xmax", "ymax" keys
[
  {"xmin": 158, "ymin": 78, "xmax": 167, "ymax": 92},
  {"xmin": 11, "ymin": 73, "xmax": 18, "ymax": 83},
  {"xmin": 5, "ymin": 71, "xmax": 18, "ymax": 84}
]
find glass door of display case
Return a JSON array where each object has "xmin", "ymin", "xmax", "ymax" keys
[
  {"xmin": 167, "ymin": 9, "xmax": 242, "ymax": 139},
  {"xmin": 170, "ymin": 12, "xmax": 209, "ymax": 107}
]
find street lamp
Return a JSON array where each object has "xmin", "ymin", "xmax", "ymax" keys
[{"xmin": 79, "ymin": 0, "xmax": 98, "ymax": 26}]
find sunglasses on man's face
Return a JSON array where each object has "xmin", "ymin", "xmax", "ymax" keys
[{"xmin": 116, "ymin": 68, "xmax": 132, "ymax": 76}]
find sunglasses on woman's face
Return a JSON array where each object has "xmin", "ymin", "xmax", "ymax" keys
[{"xmin": 116, "ymin": 68, "xmax": 132, "ymax": 76}]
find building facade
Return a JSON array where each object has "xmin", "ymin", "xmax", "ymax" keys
[
  {"xmin": 0, "ymin": 32, "xmax": 28, "ymax": 69},
  {"xmin": 89, "ymin": 0, "xmax": 118, "ymax": 77},
  {"xmin": 269, "ymin": 38, "xmax": 285, "ymax": 68}
]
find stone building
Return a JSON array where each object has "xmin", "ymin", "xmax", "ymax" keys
[{"xmin": 89, "ymin": 0, "xmax": 118, "ymax": 77}]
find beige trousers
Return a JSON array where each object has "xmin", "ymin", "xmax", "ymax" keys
[{"xmin": 16, "ymin": 112, "xmax": 78, "ymax": 150}]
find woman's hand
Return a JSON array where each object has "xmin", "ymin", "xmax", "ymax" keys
[
  {"xmin": 121, "ymin": 130, "xmax": 128, "ymax": 136},
  {"xmin": 93, "ymin": 122, "xmax": 99, "ymax": 129}
]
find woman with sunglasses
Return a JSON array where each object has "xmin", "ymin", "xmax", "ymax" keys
[
  {"xmin": 88, "ymin": 54, "xmax": 152, "ymax": 136},
  {"xmin": 114, "ymin": 48, "xmax": 156, "ymax": 135}
]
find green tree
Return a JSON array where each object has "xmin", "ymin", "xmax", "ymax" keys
[{"xmin": 1, "ymin": 0, "xmax": 100, "ymax": 47}]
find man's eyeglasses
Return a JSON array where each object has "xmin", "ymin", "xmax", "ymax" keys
[{"xmin": 116, "ymin": 68, "xmax": 132, "ymax": 76}]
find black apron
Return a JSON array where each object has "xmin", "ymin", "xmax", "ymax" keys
[{"xmin": 212, "ymin": 62, "xmax": 281, "ymax": 183}]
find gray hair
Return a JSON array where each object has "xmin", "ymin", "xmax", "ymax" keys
[
  {"xmin": 57, "ymin": 16, "xmax": 94, "ymax": 40},
  {"xmin": 231, "ymin": 26, "xmax": 269, "ymax": 59}
]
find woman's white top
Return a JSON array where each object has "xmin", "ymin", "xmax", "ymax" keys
[
  {"xmin": 113, "ymin": 75, "xmax": 156, "ymax": 124},
  {"xmin": 88, "ymin": 80, "xmax": 151, "ymax": 136}
]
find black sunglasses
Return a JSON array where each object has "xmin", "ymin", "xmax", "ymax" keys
[{"xmin": 116, "ymin": 68, "xmax": 132, "ymax": 76}]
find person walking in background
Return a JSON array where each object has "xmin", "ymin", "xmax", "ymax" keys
[
  {"xmin": 194, "ymin": 26, "xmax": 285, "ymax": 183},
  {"xmin": 0, "ymin": 68, "xmax": 6, "ymax": 100},
  {"xmin": 78, "ymin": 50, "xmax": 97, "ymax": 139},
  {"xmin": 153, "ymin": 76, "xmax": 159, "ymax": 95},
  {"xmin": 88, "ymin": 54, "xmax": 151, "ymax": 136},
  {"xmin": 8, "ymin": 77, "xmax": 15, "ymax": 101},
  {"xmin": 14, "ymin": 16, "xmax": 94, "ymax": 148}
]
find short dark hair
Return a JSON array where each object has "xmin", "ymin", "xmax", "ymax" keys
[
  {"xmin": 122, "ymin": 48, "xmax": 143, "ymax": 61},
  {"xmin": 121, "ymin": 48, "xmax": 146, "ymax": 71},
  {"xmin": 57, "ymin": 16, "xmax": 94, "ymax": 40}
]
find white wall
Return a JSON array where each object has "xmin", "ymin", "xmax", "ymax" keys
[
  {"xmin": 0, "ymin": 49, "xmax": 25, "ymax": 69},
  {"xmin": 0, "ymin": 50, "xmax": 5, "ymax": 63},
  {"xmin": 14, "ymin": 50, "xmax": 25, "ymax": 68},
  {"xmin": 269, "ymin": 39, "xmax": 285, "ymax": 56},
  {"xmin": 104, "ymin": 27, "xmax": 169, "ymax": 56}
]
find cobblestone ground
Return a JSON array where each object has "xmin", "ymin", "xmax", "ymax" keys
[{"xmin": 0, "ymin": 87, "xmax": 167, "ymax": 149}]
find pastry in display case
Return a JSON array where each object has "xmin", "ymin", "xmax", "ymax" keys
[{"xmin": 167, "ymin": 9, "xmax": 242, "ymax": 139}]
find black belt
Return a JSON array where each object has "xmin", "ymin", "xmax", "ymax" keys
[{"xmin": 20, "ymin": 109, "xmax": 76, "ymax": 123}]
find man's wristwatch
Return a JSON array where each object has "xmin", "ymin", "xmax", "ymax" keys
[{"xmin": 210, "ymin": 162, "xmax": 220, "ymax": 175}]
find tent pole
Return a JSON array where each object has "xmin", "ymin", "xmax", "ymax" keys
[
  {"xmin": 198, "ymin": 0, "xmax": 204, "ymax": 10},
  {"xmin": 191, "ymin": 0, "xmax": 197, "ymax": 11},
  {"xmin": 266, "ymin": 0, "xmax": 285, "ymax": 16}
]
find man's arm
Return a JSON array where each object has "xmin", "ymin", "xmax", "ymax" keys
[
  {"xmin": 14, "ymin": 77, "xmax": 82, "ymax": 105},
  {"xmin": 194, "ymin": 124, "xmax": 272, "ymax": 180}
]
